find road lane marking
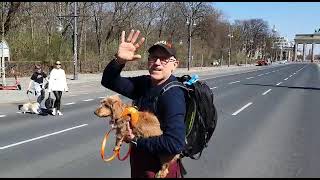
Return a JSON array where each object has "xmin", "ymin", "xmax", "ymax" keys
[
  {"xmin": 289, "ymin": 75, "xmax": 293, "ymax": 77},
  {"xmin": 64, "ymin": 102, "xmax": 75, "ymax": 106},
  {"xmin": 276, "ymin": 82, "xmax": 282, "ymax": 86},
  {"xmin": 82, "ymin": 99, "xmax": 94, "ymax": 102},
  {"xmin": 232, "ymin": 102, "xmax": 253, "ymax": 116},
  {"xmin": 284, "ymin": 78, "xmax": 288, "ymax": 81},
  {"xmin": 246, "ymin": 77, "xmax": 254, "ymax": 79},
  {"xmin": 258, "ymin": 74, "xmax": 264, "ymax": 76},
  {"xmin": 265, "ymin": 72, "xmax": 270, "ymax": 74},
  {"xmin": 228, "ymin": 81, "xmax": 240, "ymax": 84},
  {"xmin": 0, "ymin": 124, "xmax": 88, "ymax": 150},
  {"xmin": 16, "ymin": 112, "xmax": 22, "ymax": 114},
  {"xmin": 210, "ymin": 87, "xmax": 217, "ymax": 90},
  {"xmin": 99, "ymin": 96, "xmax": 106, "ymax": 99},
  {"xmin": 262, "ymin": 89, "xmax": 272, "ymax": 95},
  {"xmin": 0, "ymin": 115, "xmax": 6, "ymax": 118}
]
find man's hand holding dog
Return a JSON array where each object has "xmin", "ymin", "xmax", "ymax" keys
[
  {"xmin": 116, "ymin": 30, "xmax": 145, "ymax": 64},
  {"xmin": 124, "ymin": 122, "xmax": 136, "ymax": 143}
]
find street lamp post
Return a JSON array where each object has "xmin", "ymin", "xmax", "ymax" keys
[
  {"xmin": 73, "ymin": 2, "xmax": 78, "ymax": 80},
  {"xmin": 1, "ymin": 2, "xmax": 5, "ymax": 86},
  {"xmin": 227, "ymin": 26, "xmax": 233, "ymax": 67},
  {"xmin": 57, "ymin": 2, "xmax": 78, "ymax": 80},
  {"xmin": 186, "ymin": 14, "xmax": 196, "ymax": 71}
]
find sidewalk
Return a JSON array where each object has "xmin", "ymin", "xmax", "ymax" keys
[{"xmin": 0, "ymin": 64, "xmax": 262, "ymax": 104}]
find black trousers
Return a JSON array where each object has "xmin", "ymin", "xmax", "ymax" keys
[{"xmin": 53, "ymin": 91, "xmax": 63, "ymax": 110}]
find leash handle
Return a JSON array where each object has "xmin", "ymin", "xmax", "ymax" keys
[
  {"xmin": 27, "ymin": 92, "xmax": 32, "ymax": 102},
  {"xmin": 100, "ymin": 128, "xmax": 119, "ymax": 162}
]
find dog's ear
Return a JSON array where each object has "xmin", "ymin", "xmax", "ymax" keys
[
  {"xmin": 100, "ymin": 98, "xmax": 106, "ymax": 104},
  {"xmin": 111, "ymin": 100, "xmax": 124, "ymax": 119},
  {"xmin": 107, "ymin": 95, "xmax": 121, "ymax": 104}
]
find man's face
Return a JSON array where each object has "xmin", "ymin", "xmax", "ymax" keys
[{"xmin": 148, "ymin": 47, "xmax": 179, "ymax": 85}]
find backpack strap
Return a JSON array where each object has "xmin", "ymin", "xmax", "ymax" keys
[{"xmin": 160, "ymin": 81, "xmax": 192, "ymax": 96}]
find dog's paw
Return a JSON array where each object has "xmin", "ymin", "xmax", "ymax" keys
[{"xmin": 155, "ymin": 170, "xmax": 169, "ymax": 178}]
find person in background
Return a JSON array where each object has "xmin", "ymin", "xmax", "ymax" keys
[
  {"xmin": 48, "ymin": 61, "xmax": 69, "ymax": 116},
  {"xmin": 27, "ymin": 64, "xmax": 49, "ymax": 113}
]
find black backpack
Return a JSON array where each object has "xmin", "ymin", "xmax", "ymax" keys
[{"xmin": 157, "ymin": 74, "xmax": 218, "ymax": 160}]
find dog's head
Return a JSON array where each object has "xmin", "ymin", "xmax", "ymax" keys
[{"xmin": 94, "ymin": 95, "xmax": 125, "ymax": 120}]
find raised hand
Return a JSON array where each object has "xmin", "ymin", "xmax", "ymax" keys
[{"xmin": 116, "ymin": 30, "xmax": 145, "ymax": 63}]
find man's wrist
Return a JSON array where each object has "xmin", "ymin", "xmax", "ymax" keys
[{"xmin": 114, "ymin": 54, "xmax": 126, "ymax": 65}]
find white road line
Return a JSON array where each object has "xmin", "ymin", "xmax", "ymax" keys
[
  {"xmin": 289, "ymin": 75, "xmax": 293, "ymax": 77},
  {"xmin": 276, "ymin": 82, "xmax": 282, "ymax": 86},
  {"xmin": 0, "ymin": 124, "xmax": 88, "ymax": 150},
  {"xmin": 228, "ymin": 81, "xmax": 240, "ymax": 84},
  {"xmin": 265, "ymin": 72, "xmax": 270, "ymax": 74},
  {"xmin": 99, "ymin": 96, "xmax": 106, "ymax": 99},
  {"xmin": 82, "ymin": 99, "xmax": 94, "ymax": 102},
  {"xmin": 262, "ymin": 89, "xmax": 272, "ymax": 95},
  {"xmin": 16, "ymin": 112, "xmax": 22, "ymax": 114},
  {"xmin": 258, "ymin": 74, "xmax": 264, "ymax": 76},
  {"xmin": 284, "ymin": 78, "xmax": 288, "ymax": 81},
  {"xmin": 0, "ymin": 115, "xmax": 6, "ymax": 118},
  {"xmin": 232, "ymin": 102, "xmax": 253, "ymax": 116},
  {"xmin": 246, "ymin": 77, "xmax": 254, "ymax": 79},
  {"xmin": 210, "ymin": 87, "xmax": 217, "ymax": 90},
  {"xmin": 64, "ymin": 102, "xmax": 75, "ymax": 106}
]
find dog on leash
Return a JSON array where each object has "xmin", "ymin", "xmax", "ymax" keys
[
  {"xmin": 94, "ymin": 95, "xmax": 180, "ymax": 178},
  {"xmin": 18, "ymin": 102, "xmax": 40, "ymax": 114}
]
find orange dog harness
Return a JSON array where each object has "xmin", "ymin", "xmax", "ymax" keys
[
  {"xmin": 121, "ymin": 106, "xmax": 139, "ymax": 126},
  {"xmin": 100, "ymin": 107, "xmax": 139, "ymax": 162}
]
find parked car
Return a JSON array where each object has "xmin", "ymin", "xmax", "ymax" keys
[
  {"xmin": 279, "ymin": 60, "xmax": 288, "ymax": 64},
  {"xmin": 211, "ymin": 61, "xmax": 220, "ymax": 67},
  {"xmin": 256, "ymin": 59, "xmax": 268, "ymax": 66}
]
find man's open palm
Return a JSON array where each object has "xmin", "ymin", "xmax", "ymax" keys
[{"xmin": 117, "ymin": 30, "xmax": 145, "ymax": 62}]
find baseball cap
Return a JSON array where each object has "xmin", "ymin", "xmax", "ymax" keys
[{"xmin": 148, "ymin": 40, "xmax": 176, "ymax": 58}]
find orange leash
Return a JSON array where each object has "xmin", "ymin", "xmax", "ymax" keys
[
  {"xmin": 117, "ymin": 144, "xmax": 131, "ymax": 161},
  {"xmin": 100, "ymin": 128, "xmax": 131, "ymax": 162},
  {"xmin": 100, "ymin": 128, "xmax": 119, "ymax": 162},
  {"xmin": 100, "ymin": 106, "xmax": 139, "ymax": 162}
]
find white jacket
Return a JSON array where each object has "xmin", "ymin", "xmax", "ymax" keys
[{"xmin": 48, "ymin": 68, "xmax": 69, "ymax": 92}]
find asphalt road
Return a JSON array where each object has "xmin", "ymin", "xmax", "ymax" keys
[{"xmin": 0, "ymin": 63, "xmax": 320, "ymax": 178}]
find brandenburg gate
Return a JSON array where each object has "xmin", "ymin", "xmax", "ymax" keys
[{"xmin": 294, "ymin": 30, "xmax": 320, "ymax": 62}]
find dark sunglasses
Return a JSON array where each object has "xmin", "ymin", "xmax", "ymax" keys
[{"xmin": 56, "ymin": 63, "xmax": 61, "ymax": 65}]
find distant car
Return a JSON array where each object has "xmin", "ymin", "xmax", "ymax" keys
[
  {"xmin": 256, "ymin": 59, "xmax": 268, "ymax": 66},
  {"xmin": 279, "ymin": 60, "xmax": 288, "ymax": 64},
  {"xmin": 212, "ymin": 61, "xmax": 220, "ymax": 67}
]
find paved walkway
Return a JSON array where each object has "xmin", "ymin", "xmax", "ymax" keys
[{"xmin": 0, "ymin": 64, "xmax": 262, "ymax": 104}]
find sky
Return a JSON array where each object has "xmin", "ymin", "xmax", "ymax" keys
[{"xmin": 212, "ymin": 2, "xmax": 320, "ymax": 43}]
